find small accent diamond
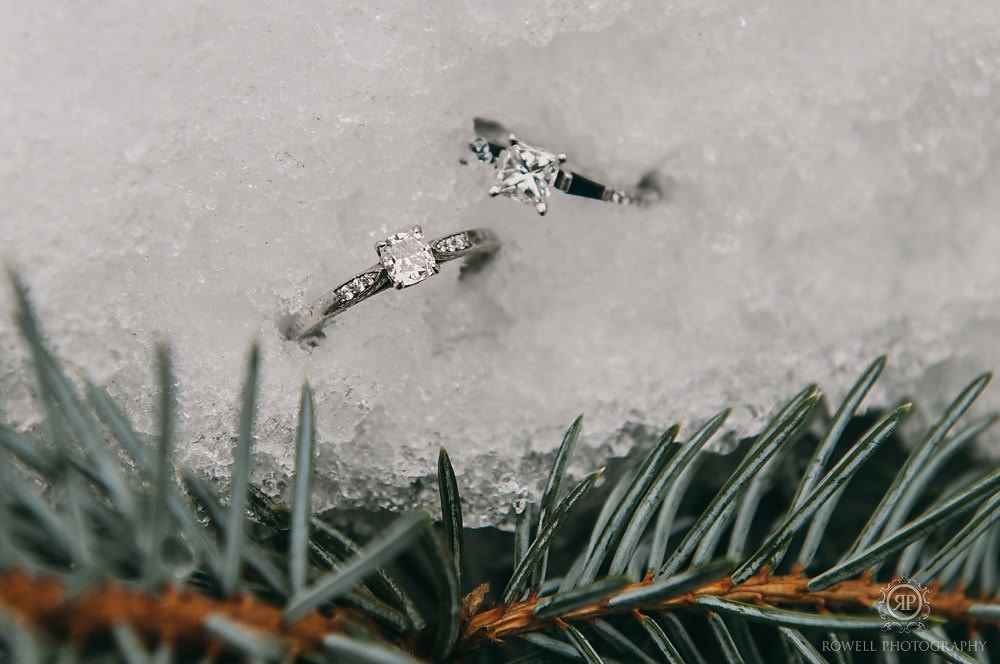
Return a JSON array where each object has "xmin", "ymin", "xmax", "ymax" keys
[
  {"xmin": 376, "ymin": 226, "xmax": 438, "ymax": 288},
  {"xmin": 336, "ymin": 273, "xmax": 378, "ymax": 303},
  {"xmin": 435, "ymin": 234, "xmax": 470, "ymax": 254},
  {"xmin": 469, "ymin": 137, "xmax": 493, "ymax": 163}
]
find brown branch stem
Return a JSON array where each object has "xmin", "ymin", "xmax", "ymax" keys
[
  {"xmin": 0, "ymin": 569, "xmax": 376, "ymax": 657},
  {"xmin": 1, "ymin": 567, "xmax": 994, "ymax": 659},
  {"xmin": 460, "ymin": 567, "xmax": 995, "ymax": 648}
]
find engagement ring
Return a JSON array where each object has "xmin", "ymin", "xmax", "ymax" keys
[
  {"xmin": 468, "ymin": 117, "xmax": 661, "ymax": 215},
  {"xmin": 285, "ymin": 226, "xmax": 500, "ymax": 342}
]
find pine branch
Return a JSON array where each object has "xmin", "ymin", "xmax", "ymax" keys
[
  {"xmin": 453, "ymin": 365, "xmax": 1000, "ymax": 661},
  {"xmin": 1, "ymin": 271, "xmax": 999, "ymax": 663}
]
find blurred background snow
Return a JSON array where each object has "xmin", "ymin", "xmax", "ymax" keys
[{"xmin": 2, "ymin": 1, "xmax": 1000, "ymax": 525}]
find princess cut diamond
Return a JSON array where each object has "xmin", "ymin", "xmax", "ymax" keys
[{"xmin": 491, "ymin": 140, "xmax": 563, "ymax": 215}]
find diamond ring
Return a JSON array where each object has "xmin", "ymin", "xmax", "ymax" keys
[
  {"xmin": 285, "ymin": 226, "xmax": 500, "ymax": 341},
  {"xmin": 467, "ymin": 117, "xmax": 662, "ymax": 216}
]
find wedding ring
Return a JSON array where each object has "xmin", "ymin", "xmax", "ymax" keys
[
  {"xmin": 468, "ymin": 117, "xmax": 661, "ymax": 215},
  {"xmin": 285, "ymin": 226, "xmax": 500, "ymax": 341}
]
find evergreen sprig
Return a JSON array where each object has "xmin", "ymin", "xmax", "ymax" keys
[{"xmin": 0, "ymin": 273, "xmax": 998, "ymax": 663}]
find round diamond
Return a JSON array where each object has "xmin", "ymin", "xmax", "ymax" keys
[
  {"xmin": 376, "ymin": 227, "xmax": 438, "ymax": 288},
  {"xmin": 437, "ymin": 234, "xmax": 469, "ymax": 253},
  {"xmin": 470, "ymin": 137, "xmax": 492, "ymax": 162}
]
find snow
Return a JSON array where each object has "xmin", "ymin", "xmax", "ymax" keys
[{"xmin": 2, "ymin": 1, "xmax": 1000, "ymax": 525}]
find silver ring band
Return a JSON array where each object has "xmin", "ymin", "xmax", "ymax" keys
[
  {"xmin": 286, "ymin": 226, "xmax": 500, "ymax": 341},
  {"xmin": 468, "ymin": 117, "xmax": 662, "ymax": 215}
]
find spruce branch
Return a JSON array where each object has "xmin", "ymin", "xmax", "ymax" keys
[{"xmin": 1, "ymin": 272, "xmax": 999, "ymax": 663}]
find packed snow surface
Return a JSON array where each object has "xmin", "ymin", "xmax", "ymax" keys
[{"xmin": 3, "ymin": 1, "xmax": 1000, "ymax": 524}]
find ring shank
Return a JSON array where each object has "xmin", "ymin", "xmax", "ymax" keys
[
  {"xmin": 554, "ymin": 170, "xmax": 654, "ymax": 207},
  {"xmin": 285, "ymin": 266, "xmax": 390, "ymax": 341},
  {"xmin": 431, "ymin": 228, "xmax": 500, "ymax": 263}
]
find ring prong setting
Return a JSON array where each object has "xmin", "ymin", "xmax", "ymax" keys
[
  {"xmin": 489, "ymin": 138, "xmax": 560, "ymax": 215},
  {"xmin": 376, "ymin": 227, "xmax": 438, "ymax": 289}
]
